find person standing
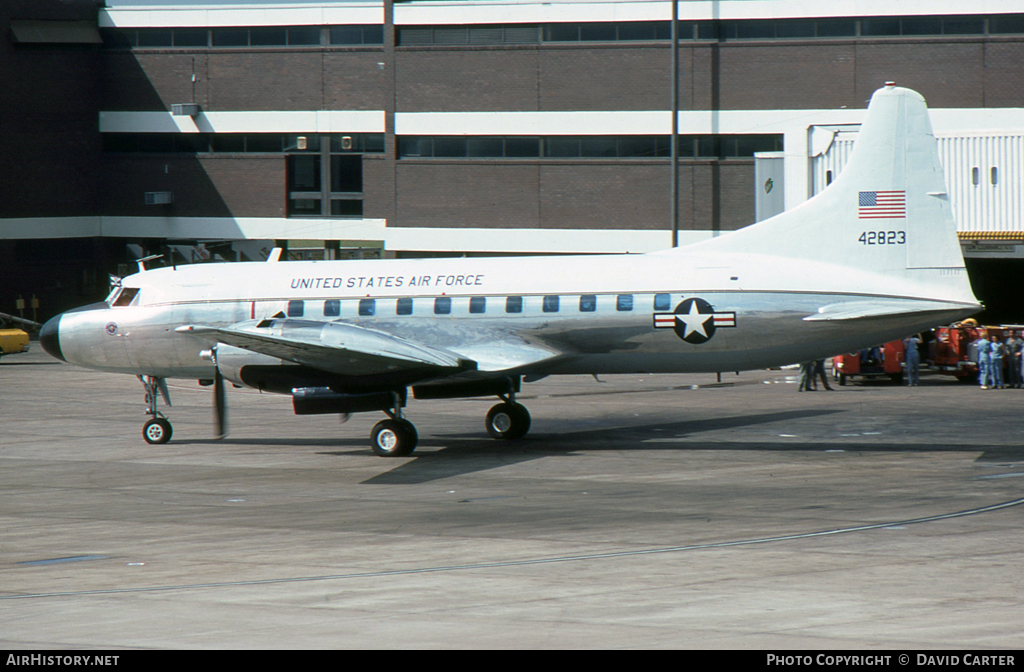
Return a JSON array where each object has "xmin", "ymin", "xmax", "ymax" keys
[
  {"xmin": 990, "ymin": 334, "xmax": 1006, "ymax": 389},
  {"xmin": 904, "ymin": 334, "xmax": 921, "ymax": 386},
  {"xmin": 976, "ymin": 332, "xmax": 991, "ymax": 389},
  {"xmin": 1006, "ymin": 331, "xmax": 1022, "ymax": 389},
  {"xmin": 798, "ymin": 361, "xmax": 815, "ymax": 391},
  {"xmin": 813, "ymin": 359, "xmax": 833, "ymax": 390}
]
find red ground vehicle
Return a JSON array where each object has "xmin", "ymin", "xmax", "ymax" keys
[
  {"xmin": 832, "ymin": 340, "xmax": 906, "ymax": 385},
  {"xmin": 929, "ymin": 321, "xmax": 1023, "ymax": 383}
]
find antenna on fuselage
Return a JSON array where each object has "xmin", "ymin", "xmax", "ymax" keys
[
  {"xmin": 267, "ymin": 248, "xmax": 283, "ymax": 262},
  {"xmin": 135, "ymin": 254, "xmax": 163, "ymax": 273}
]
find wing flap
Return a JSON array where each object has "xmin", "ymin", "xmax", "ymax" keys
[{"xmin": 449, "ymin": 339, "xmax": 564, "ymax": 372}]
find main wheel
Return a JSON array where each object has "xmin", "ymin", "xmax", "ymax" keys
[
  {"xmin": 371, "ymin": 418, "xmax": 418, "ymax": 457},
  {"xmin": 485, "ymin": 402, "xmax": 531, "ymax": 440},
  {"xmin": 143, "ymin": 418, "xmax": 173, "ymax": 445}
]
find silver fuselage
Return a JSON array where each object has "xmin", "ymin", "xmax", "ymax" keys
[{"xmin": 45, "ymin": 252, "xmax": 978, "ymax": 387}]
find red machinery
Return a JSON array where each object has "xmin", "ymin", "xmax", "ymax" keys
[
  {"xmin": 929, "ymin": 320, "xmax": 1023, "ymax": 382},
  {"xmin": 832, "ymin": 340, "xmax": 906, "ymax": 385}
]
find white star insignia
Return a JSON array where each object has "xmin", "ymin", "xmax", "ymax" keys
[{"xmin": 676, "ymin": 301, "xmax": 712, "ymax": 339}]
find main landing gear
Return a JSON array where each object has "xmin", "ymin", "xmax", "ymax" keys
[
  {"xmin": 369, "ymin": 384, "xmax": 532, "ymax": 456},
  {"xmin": 140, "ymin": 375, "xmax": 173, "ymax": 444},
  {"xmin": 370, "ymin": 392, "xmax": 418, "ymax": 457},
  {"xmin": 485, "ymin": 398, "xmax": 531, "ymax": 441}
]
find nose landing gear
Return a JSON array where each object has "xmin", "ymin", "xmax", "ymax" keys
[{"xmin": 140, "ymin": 375, "xmax": 173, "ymax": 444}]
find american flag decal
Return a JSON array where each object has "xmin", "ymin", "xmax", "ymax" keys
[{"xmin": 858, "ymin": 190, "xmax": 906, "ymax": 219}]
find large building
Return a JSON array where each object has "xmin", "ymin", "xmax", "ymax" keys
[{"xmin": 2, "ymin": 0, "xmax": 1023, "ymax": 321}]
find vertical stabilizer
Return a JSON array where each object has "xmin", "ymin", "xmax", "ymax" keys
[{"xmin": 676, "ymin": 84, "xmax": 975, "ymax": 303}]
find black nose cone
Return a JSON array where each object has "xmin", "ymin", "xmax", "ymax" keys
[{"xmin": 40, "ymin": 315, "xmax": 65, "ymax": 362}]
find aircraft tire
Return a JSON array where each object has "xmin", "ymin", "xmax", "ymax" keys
[
  {"xmin": 485, "ymin": 402, "xmax": 531, "ymax": 440},
  {"xmin": 143, "ymin": 418, "xmax": 173, "ymax": 445},
  {"xmin": 371, "ymin": 419, "xmax": 418, "ymax": 457}
]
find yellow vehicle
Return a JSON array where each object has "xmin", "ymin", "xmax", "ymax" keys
[{"xmin": 0, "ymin": 328, "xmax": 30, "ymax": 356}]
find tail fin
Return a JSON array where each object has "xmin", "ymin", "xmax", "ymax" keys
[{"xmin": 679, "ymin": 84, "xmax": 976, "ymax": 304}]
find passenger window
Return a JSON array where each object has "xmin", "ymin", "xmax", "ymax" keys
[
  {"xmin": 654, "ymin": 293, "xmax": 671, "ymax": 311},
  {"xmin": 287, "ymin": 300, "xmax": 304, "ymax": 317},
  {"xmin": 616, "ymin": 294, "xmax": 633, "ymax": 311},
  {"xmin": 434, "ymin": 297, "xmax": 451, "ymax": 314},
  {"xmin": 506, "ymin": 296, "xmax": 523, "ymax": 313},
  {"xmin": 579, "ymin": 294, "xmax": 596, "ymax": 312},
  {"xmin": 543, "ymin": 295, "xmax": 560, "ymax": 313},
  {"xmin": 358, "ymin": 298, "xmax": 375, "ymax": 316},
  {"xmin": 469, "ymin": 296, "xmax": 486, "ymax": 314},
  {"xmin": 396, "ymin": 297, "xmax": 413, "ymax": 315},
  {"xmin": 324, "ymin": 299, "xmax": 340, "ymax": 317}
]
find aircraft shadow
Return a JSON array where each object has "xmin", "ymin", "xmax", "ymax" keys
[
  {"xmin": 363, "ymin": 408, "xmax": 1024, "ymax": 484},
  {"xmin": 173, "ymin": 409, "xmax": 1022, "ymax": 485},
  {"xmin": 362, "ymin": 409, "xmax": 844, "ymax": 484}
]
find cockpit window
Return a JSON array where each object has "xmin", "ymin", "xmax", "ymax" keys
[{"xmin": 112, "ymin": 287, "xmax": 140, "ymax": 307}]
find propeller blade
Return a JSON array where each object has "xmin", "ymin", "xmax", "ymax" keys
[{"xmin": 213, "ymin": 367, "xmax": 228, "ymax": 440}]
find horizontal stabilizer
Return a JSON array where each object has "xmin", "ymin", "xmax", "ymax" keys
[{"xmin": 803, "ymin": 299, "xmax": 976, "ymax": 322}]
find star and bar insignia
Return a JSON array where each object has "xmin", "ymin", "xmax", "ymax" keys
[{"xmin": 653, "ymin": 297, "xmax": 736, "ymax": 344}]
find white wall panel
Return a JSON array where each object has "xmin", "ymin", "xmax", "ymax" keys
[
  {"xmin": 813, "ymin": 131, "xmax": 1024, "ymax": 234},
  {"xmin": 99, "ymin": 110, "xmax": 386, "ymax": 134},
  {"xmin": 100, "ymin": 2, "xmax": 384, "ymax": 28}
]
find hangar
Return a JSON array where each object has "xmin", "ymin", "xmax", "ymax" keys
[{"xmin": 2, "ymin": 0, "xmax": 1023, "ymax": 321}]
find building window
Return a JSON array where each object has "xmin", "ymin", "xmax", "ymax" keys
[
  {"xmin": 330, "ymin": 25, "xmax": 384, "ymax": 45},
  {"xmin": 103, "ymin": 133, "xmax": 383, "ymax": 156},
  {"xmin": 102, "ymin": 25, "xmax": 385, "ymax": 50},
  {"xmin": 399, "ymin": 135, "xmax": 781, "ymax": 160},
  {"xmin": 287, "ymin": 135, "xmax": 376, "ymax": 218},
  {"xmin": 395, "ymin": 16, "xmax": 1005, "ymax": 47}
]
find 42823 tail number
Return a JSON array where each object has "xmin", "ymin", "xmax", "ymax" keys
[{"xmin": 859, "ymin": 231, "xmax": 906, "ymax": 245}]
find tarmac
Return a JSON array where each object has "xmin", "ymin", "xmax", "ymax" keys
[{"xmin": 1, "ymin": 348, "xmax": 1023, "ymax": 649}]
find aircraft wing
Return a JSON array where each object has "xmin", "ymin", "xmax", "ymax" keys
[
  {"xmin": 176, "ymin": 318, "xmax": 565, "ymax": 377},
  {"xmin": 803, "ymin": 299, "xmax": 974, "ymax": 322},
  {"xmin": 177, "ymin": 319, "xmax": 473, "ymax": 376}
]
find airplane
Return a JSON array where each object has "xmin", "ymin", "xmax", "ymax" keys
[{"xmin": 39, "ymin": 84, "xmax": 981, "ymax": 456}]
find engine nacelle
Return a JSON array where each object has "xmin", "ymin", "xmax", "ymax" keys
[{"xmin": 211, "ymin": 343, "xmax": 338, "ymax": 394}]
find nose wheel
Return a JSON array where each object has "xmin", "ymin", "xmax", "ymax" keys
[
  {"xmin": 140, "ymin": 375, "xmax": 173, "ymax": 445},
  {"xmin": 143, "ymin": 417, "xmax": 173, "ymax": 444}
]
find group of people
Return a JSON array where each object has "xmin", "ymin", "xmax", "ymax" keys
[
  {"xmin": 797, "ymin": 329, "xmax": 1024, "ymax": 391},
  {"xmin": 974, "ymin": 331, "xmax": 1024, "ymax": 389}
]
